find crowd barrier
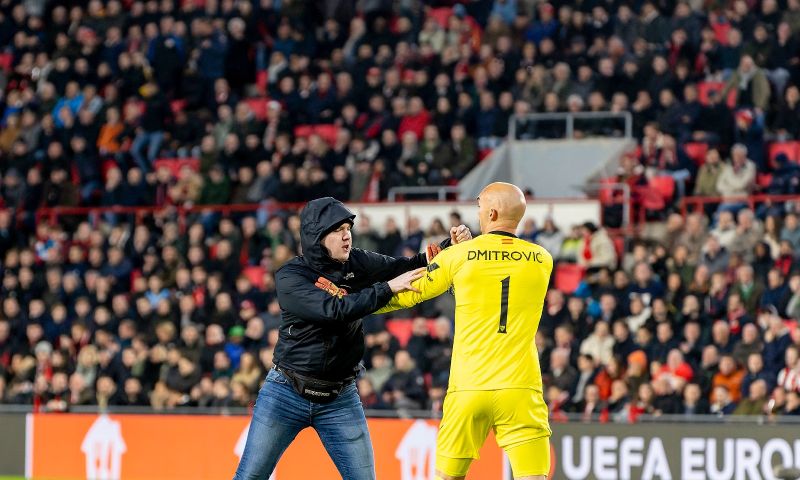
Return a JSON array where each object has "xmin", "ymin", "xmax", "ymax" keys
[
  {"xmin": 29, "ymin": 199, "xmax": 600, "ymax": 238},
  {"xmin": 2, "ymin": 412, "xmax": 800, "ymax": 479}
]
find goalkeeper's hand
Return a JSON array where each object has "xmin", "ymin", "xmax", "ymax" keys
[
  {"xmin": 450, "ymin": 224, "xmax": 471, "ymax": 244},
  {"xmin": 426, "ymin": 243, "xmax": 442, "ymax": 263}
]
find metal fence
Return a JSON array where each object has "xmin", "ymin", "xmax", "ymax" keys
[{"xmin": 509, "ymin": 111, "xmax": 633, "ymax": 140}]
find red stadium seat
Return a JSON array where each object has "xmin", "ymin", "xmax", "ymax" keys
[
  {"xmin": 101, "ymin": 160, "xmax": 119, "ymax": 181},
  {"xmin": 423, "ymin": 373, "xmax": 433, "ymax": 389},
  {"xmin": 697, "ymin": 81, "xmax": 737, "ymax": 108},
  {"xmin": 386, "ymin": 319, "xmax": 414, "ymax": 347},
  {"xmin": 256, "ymin": 70, "xmax": 268, "ymax": 96},
  {"xmin": 757, "ymin": 173, "xmax": 773, "ymax": 189},
  {"xmin": 385, "ymin": 319, "xmax": 438, "ymax": 347},
  {"xmin": 294, "ymin": 125, "xmax": 313, "ymax": 137},
  {"xmin": 242, "ymin": 266, "xmax": 266, "ymax": 290},
  {"xmin": 554, "ymin": 263, "xmax": 585, "ymax": 294},
  {"xmin": 170, "ymin": 99, "xmax": 187, "ymax": 115},
  {"xmin": 612, "ymin": 236, "xmax": 625, "ymax": 260},
  {"xmin": 314, "ymin": 124, "xmax": 340, "ymax": 146},
  {"xmin": 597, "ymin": 177, "xmax": 618, "ymax": 205},
  {"xmin": 293, "ymin": 124, "xmax": 340, "ymax": 147},
  {"xmin": 0, "ymin": 53, "xmax": 12, "ymax": 72},
  {"xmin": 683, "ymin": 142, "xmax": 709, "ymax": 166},
  {"xmin": 711, "ymin": 21, "xmax": 731, "ymax": 45},
  {"xmin": 70, "ymin": 162, "xmax": 81, "ymax": 186},
  {"xmin": 650, "ymin": 175, "xmax": 675, "ymax": 202},
  {"xmin": 244, "ymin": 97, "xmax": 268, "ymax": 121},
  {"xmin": 153, "ymin": 158, "xmax": 200, "ymax": 178},
  {"xmin": 768, "ymin": 142, "xmax": 800, "ymax": 165},
  {"xmin": 130, "ymin": 269, "xmax": 142, "ymax": 291},
  {"xmin": 428, "ymin": 7, "xmax": 453, "ymax": 28}
]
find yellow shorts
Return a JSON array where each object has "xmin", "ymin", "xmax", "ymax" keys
[{"xmin": 436, "ymin": 389, "xmax": 551, "ymax": 478}]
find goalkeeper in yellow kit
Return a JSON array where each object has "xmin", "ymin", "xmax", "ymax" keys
[{"xmin": 377, "ymin": 182, "xmax": 552, "ymax": 480}]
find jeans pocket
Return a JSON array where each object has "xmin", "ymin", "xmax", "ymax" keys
[{"xmin": 266, "ymin": 368, "xmax": 288, "ymax": 385}]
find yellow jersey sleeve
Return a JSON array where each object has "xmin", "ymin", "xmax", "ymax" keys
[{"xmin": 375, "ymin": 246, "xmax": 458, "ymax": 314}]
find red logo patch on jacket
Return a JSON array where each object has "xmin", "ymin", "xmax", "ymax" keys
[{"xmin": 315, "ymin": 277, "xmax": 348, "ymax": 298}]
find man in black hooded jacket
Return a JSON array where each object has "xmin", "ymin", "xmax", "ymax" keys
[{"xmin": 233, "ymin": 197, "xmax": 471, "ymax": 480}]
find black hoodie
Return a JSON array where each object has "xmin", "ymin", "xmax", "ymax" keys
[{"xmin": 272, "ymin": 197, "xmax": 431, "ymax": 381}]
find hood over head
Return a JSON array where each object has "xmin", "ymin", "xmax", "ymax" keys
[{"xmin": 300, "ymin": 197, "xmax": 356, "ymax": 270}]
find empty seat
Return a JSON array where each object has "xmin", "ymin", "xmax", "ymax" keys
[
  {"xmin": 768, "ymin": 142, "xmax": 800, "ymax": 164},
  {"xmin": 0, "ymin": 53, "xmax": 13, "ymax": 72},
  {"xmin": 757, "ymin": 173, "xmax": 773, "ymax": 188},
  {"xmin": 554, "ymin": 263, "xmax": 585, "ymax": 294},
  {"xmin": 683, "ymin": 142, "xmax": 709, "ymax": 166},
  {"xmin": 244, "ymin": 97, "xmax": 268, "ymax": 121},
  {"xmin": 256, "ymin": 70, "xmax": 268, "ymax": 96},
  {"xmin": 649, "ymin": 175, "xmax": 675, "ymax": 202},
  {"xmin": 242, "ymin": 266, "xmax": 266, "ymax": 291},
  {"xmin": 698, "ymin": 81, "xmax": 737, "ymax": 108},
  {"xmin": 153, "ymin": 158, "xmax": 200, "ymax": 178}
]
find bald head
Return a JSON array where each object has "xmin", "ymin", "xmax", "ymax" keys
[{"xmin": 477, "ymin": 182, "xmax": 526, "ymax": 234}]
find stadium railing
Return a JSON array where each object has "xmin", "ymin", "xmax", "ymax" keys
[
  {"xmin": 386, "ymin": 186, "xmax": 461, "ymax": 201},
  {"xmin": 680, "ymin": 194, "xmax": 800, "ymax": 216},
  {"xmin": 508, "ymin": 111, "xmax": 634, "ymax": 141},
  {"xmin": 26, "ymin": 202, "xmax": 304, "ymax": 231}
]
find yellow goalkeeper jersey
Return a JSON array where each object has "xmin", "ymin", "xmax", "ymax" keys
[{"xmin": 377, "ymin": 231, "xmax": 553, "ymax": 392}]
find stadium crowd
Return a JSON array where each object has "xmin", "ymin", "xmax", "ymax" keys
[{"xmin": 2, "ymin": 0, "xmax": 800, "ymax": 419}]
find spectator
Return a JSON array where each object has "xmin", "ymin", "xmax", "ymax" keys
[
  {"xmin": 713, "ymin": 354, "xmax": 746, "ymax": 402},
  {"xmin": 571, "ymin": 354, "xmax": 598, "ymax": 407},
  {"xmin": 732, "ymin": 265, "xmax": 764, "ymax": 316},
  {"xmin": 786, "ymin": 273, "xmax": 800, "ymax": 319},
  {"xmin": 578, "ymin": 222, "xmax": 618, "ymax": 271},
  {"xmin": 733, "ymin": 379, "xmax": 769, "ymax": 415},
  {"xmin": 382, "ymin": 350, "xmax": 427, "ymax": 409},
  {"xmin": 764, "ymin": 313, "xmax": 793, "ymax": 376},
  {"xmin": 741, "ymin": 352, "xmax": 775, "ymax": 399},
  {"xmin": 548, "ymin": 348, "xmax": 578, "ymax": 397},
  {"xmin": 721, "ymin": 55, "xmax": 771, "ymax": 112},
  {"xmin": 733, "ymin": 324, "xmax": 765, "ymax": 366},
  {"xmin": 780, "ymin": 213, "xmax": 800, "ymax": 251},
  {"xmin": 130, "ymin": 81, "xmax": 170, "ymax": 172},
  {"xmin": 776, "ymin": 346, "xmax": 800, "ymax": 393},
  {"xmin": 774, "ymin": 85, "xmax": 800, "ymax": 140},
  {"xmin": 710, "ymin": 385, "xmax": 738, "ymax": 415},
  {"xmin": 693, "ymin": 149, "xmax": 723, "ymax": 197},
  {"xmin": 579, "ymin": 322, "xmax": 615, "ymax": 366},
  {"xmin": 716, "ymin": 144, "xmax": 756, "ymax": 213},
  {"xmin": 785, "ymin": 390, "xmax": 800, "ymax": 415},
  {"xmin": 680, "ymin": 383, "xmax": 710, "ymax": 415}
]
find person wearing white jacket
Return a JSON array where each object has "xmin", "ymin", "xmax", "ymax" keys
[{"xmin": 716, "ymin": 143, "xmax": 756, "ymax": 214}]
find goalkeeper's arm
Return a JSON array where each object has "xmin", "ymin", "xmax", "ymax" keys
[{"xmin": 375, "ymin": 249, "xmax": 455, "ymax": 313}]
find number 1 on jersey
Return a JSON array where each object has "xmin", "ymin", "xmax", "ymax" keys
[{"xmin": 498, "ymin": 276, "xmax": 509, "ymax": 334}]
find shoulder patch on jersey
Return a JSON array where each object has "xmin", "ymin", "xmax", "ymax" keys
[{"xmin": 427, "ymin": 262, "xmax": 440, "ymax": 273}]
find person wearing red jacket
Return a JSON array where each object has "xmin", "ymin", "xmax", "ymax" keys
[{"xmin": 397, "ymin": 97, "xmax": 430, "ymax": 141}]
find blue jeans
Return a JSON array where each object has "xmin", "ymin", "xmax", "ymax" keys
[
  {"xmin": 131, "ymin": 131, "xmax": 164, "ymax": 172},
  {"xmin": 233, "ymin": 368, "xmax": 375, "ymax": 480}
]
